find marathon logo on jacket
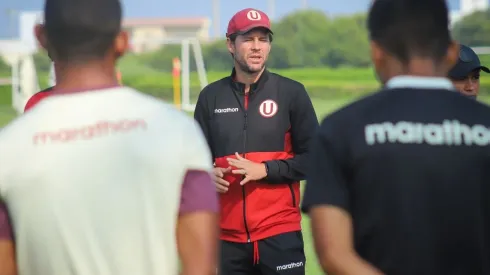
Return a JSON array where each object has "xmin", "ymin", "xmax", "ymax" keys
[
  {"xmin": 365, "ymin": 120, "xmax": 490, "ymax": 146},
  {"xmin": 214, "ymin": 108, "xmax": 239, "ymax": 114},
  {"xmin": 276, "ymin": 261, "xmax": 304, "ymax": 271}
]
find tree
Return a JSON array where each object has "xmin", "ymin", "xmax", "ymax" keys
[
  {"xmin": 323, "ymin": 13, "xmax": 370, "ymax": 67},
  {"xmin": 119, "ymin": 10, "xmax": 375, "ymax": 71},
  {"xmin": 197, "ymin": 10, "xmax": 370, "ymax": 71},
  {"xmin": 452, "ymin": 10, "xmax": 490, "ymax": 46},
  {"xmin": 202, "ymin": 39, "xmax": 233, "ymax": 71},
  {"xmin": 269, "ymin": 10, "xmax": 331, "ymax": 68},
  {"xmin": 139, "ymin": 45, "xmax": 184, "ymax": 72}
]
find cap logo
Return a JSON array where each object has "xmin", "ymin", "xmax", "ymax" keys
[
  {"xmin": 460, "ymin": 48, "xmax": 473, "ymax": 63},
  {"xmin": 247, "ymin": 10, "xmax": 262, "ymax": 21}
]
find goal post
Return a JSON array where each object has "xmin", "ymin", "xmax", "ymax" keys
[
  {"xmin": 45, "ymin": 37, "xmax": 208, "ymax": 112},
  {"xmin": 10, "ymin": 54, "xmax": 40, "ymax": 113},
  {"xmin": 129, "ymin": 37, "xmax": 208, "ymax": 112}
]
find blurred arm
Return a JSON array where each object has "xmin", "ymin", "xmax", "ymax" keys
[
  {"xmin": 0, "ymin": 201, "xmax": 16, "ymax": 275},
  {"xmin": 301, "ymin": 121, "xmax": 383, "ymax": 275},
  {"xmin": 177, "ymin": 170, "xmax": 219, "ymax": 275},
  {"xmin": 309, "ymin": 207, "xmax": 383, "ymax": 275},
  {"xmin": 177, "ymin": 119, "xmax": 219, "ymax": 275}
]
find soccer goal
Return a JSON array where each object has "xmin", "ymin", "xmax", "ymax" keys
[
  {"xmin": 44, "ymin": 37, "xmax": 208, "ymax": 112},
  {"xmin": 180, "ymin": 37, "xmax": 209, "ymax": 112},
  {"xmin": 9, "ymin": 53, "xmax": 40, "ymax": 114},
  {"xmin": 8, "ymin": 37, "xmax": 208, "ymax": 114},
  {"xmin": 126, "ymin": 37, "xmax": 208, "ymax": 112}
]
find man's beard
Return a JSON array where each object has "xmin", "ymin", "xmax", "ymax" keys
[{"xmin": 235, "ymin": 54, "xmax": 265, "ymax": 74}]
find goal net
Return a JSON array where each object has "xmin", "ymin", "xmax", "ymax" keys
[
  {"xmin": 115, "ymin": 37, "xmax": 209, "ymax": 112},
  {"xmin": 6, "ymin": 37, "xmax": 208, "ymax": 115}
]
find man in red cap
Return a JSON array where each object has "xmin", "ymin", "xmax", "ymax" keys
[{"xmin": 194, "ymin": 7, "xmax": 318, "ymax": 275}]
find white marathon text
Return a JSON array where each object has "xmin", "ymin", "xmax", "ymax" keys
[
  {"xmin": 365, "ymin": 120, "xmax": 490, "ymax": 146},
  {"xmin": 276, "ymin": 261, "xmax": 304, "ymax": 271},
  {"xmin": 214, "ymin": 108, "xmax": 239, "ymax": 114}
]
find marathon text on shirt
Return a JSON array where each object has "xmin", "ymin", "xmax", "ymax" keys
[
  {"xmin": 214, "ymin": 108, "xmax": 239, "ymax": 114},
  {"xmin": 33, "ymin": 119, "xmax": 147, "ymax": 145},
  {"xmin": 365, "ymin": 120, "xmax": 490, "ymax": 146},
  {"xmin": 276, "ymin": 261, "xmax": 304, "ymax": 271}
]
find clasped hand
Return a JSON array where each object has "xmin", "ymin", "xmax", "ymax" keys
[{"xmin": 212, "ymin": 152, "xmax": 267, "ymax": 193}]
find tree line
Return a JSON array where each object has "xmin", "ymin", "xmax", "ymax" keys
[
  {"xmin": 1, "ymin": 8, "xmax": 489, "ymax": 76},
  {"xmin": 136, "ymin": 9, "xmax": 490, "ymax": 72},
  {"xmin": 142, "ymin": 10, "xmax": 371, "ymax": 72}
]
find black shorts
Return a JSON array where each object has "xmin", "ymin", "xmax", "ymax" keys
[{"xmin": 219, "ymin": 231, "xmax": 306, "ymax": 275}]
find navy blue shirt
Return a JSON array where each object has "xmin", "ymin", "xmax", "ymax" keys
[{"xmin": 302, "ymin": 76, "xmax": 490, "ymax": 275}]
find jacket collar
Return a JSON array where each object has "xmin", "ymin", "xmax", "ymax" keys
[
  {"xmin": 385, "ymin": 75, "xmax": 456, "ymax": 91},
  {"xmin": 230, "ymin": 67, "xmax": 269, "ymax": 95}
]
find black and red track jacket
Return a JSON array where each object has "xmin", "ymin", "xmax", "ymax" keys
[{"xmin": 194, "ymin": 68, "xmax": 319, "ymax": 243}]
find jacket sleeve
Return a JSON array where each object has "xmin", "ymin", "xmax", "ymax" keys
[
  {"xmin": 264, "ymin": 84, "xmax": 319, "ymax": 183},
  {"xmin": 193, "ymin": 90, "xmax": 215, "ymax": 162}
]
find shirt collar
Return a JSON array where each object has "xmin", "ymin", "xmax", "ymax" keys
[{"xmin": 385, "ymin": 75, "xmax": 456, "ymax": 91}]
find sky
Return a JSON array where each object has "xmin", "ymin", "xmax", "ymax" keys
[{"xmin": 0, "ymin": 0, "xmax": 461, "ymax": 39}]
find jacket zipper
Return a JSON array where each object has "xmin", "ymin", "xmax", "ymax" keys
[{"xmin": 242, "ymin": 93, "xmax": 251, "ymax": 242}]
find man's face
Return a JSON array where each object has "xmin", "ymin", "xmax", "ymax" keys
[
  {"xmin": 450, "ymin": 69, "xmax": 481, "ymax": 98},
  {"xmin": 227, "ymin": 28, "xmax": 271, "ymax": 74}
]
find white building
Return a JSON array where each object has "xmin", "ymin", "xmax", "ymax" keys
[
  {"xmin": 123, "ymin": 17, "xmax": 210, "ymax": 54},
  {"xmin": 450, "ymin": 0, "xmax": 489, "ymax": 26},
  {"xmin": 0, "ymin": 10, "xmax": 211, "ymax": 56},
  {"xmin": 461, "ymin": 0, "xmax": 488, "ymax": 14}
]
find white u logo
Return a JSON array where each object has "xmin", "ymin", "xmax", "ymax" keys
[
  {"xmin": 259, "ymin": 100, "xmax": 278, "ymax": 118},
  {"xmin": 247, "ymin": 10, "xmax": 262, "ymax": 21}
]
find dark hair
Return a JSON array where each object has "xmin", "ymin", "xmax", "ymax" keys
[
  {"xmin": 367, "ymin": 0, "xmax": 451, "ymax": 64},
  {"xmin": 44, "ymin": 0, "xmax": 122, "ymax": 63}
]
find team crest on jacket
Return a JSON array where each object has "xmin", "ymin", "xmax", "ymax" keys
[{"xmin": 259, "ymin": 99, "xmax": 278, "ymax": 118}]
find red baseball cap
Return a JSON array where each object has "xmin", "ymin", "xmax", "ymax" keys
[{"xmin": 226, "ymin": 8, "xmax": 273, "ymax": 37}]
